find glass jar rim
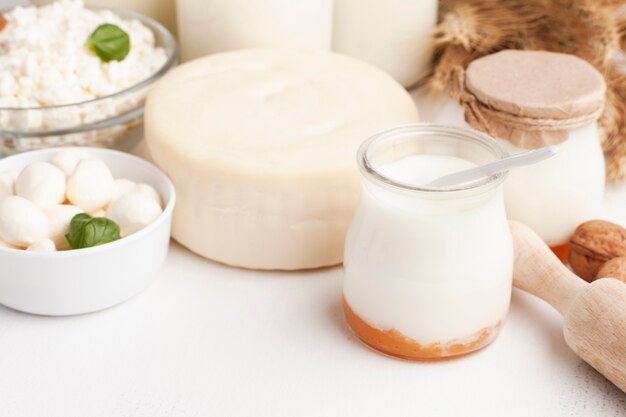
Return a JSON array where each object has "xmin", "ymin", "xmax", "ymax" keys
[{"xmin": 358, "ymin": 123, "xmax": 509, "ymax": 194}]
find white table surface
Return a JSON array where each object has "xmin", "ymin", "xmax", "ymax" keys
[
  {"xmin": 1, "ymin": 245, "xmax": 625, "ymax": 417},
  {"xmin": 1, "ymin": 94, "xmax": 626, "ymax": 417}
]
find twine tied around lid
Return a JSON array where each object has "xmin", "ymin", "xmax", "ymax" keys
[{"xmin": 449, "ymin": 66, "xmax": 604, "ymax": 148}]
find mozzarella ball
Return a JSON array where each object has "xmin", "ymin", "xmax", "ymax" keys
[
  {"xmin": 134, "ymin": 183, "xmax": 162, "ymax": 207},
  {"xmin": 66, "ymin": 159, "xmax": 114, "ymax": 212},
  {"xmin": 111, "ymin": 178, "xmax": 161, "ymax": 207},
  {"xmin": 107, "ymin": 192, "xmax": 162, "ymax": 237},
  {"xmin": 45, "ymin": 204, "xmax": 83, "ymax": 250},
  {"xmin": 52, "ymin": 149, "xmax": 93, "ymax": 176},
  {"xmin": 111, "ymin": 178, "xmax": 137, "ymax": 201},
  {"xmin": 0, "ymin": 196, "xmax": 50, "ymax": 247},
  {"xmin": 90, "ymin": 209, "xmax": 106, "ymax": 218},
  {"xmin": 0, "ymin": 171, "xmax": 16, "ymax": 200},
  {"xmin": 0, "ymin": 239, "xmax": 17, "ymax": 250},
  {"xmin": 15, "ymin": 162, "xmax": 66, "ymax": 207},
  {"xmin": 27, "ymin": 239, "xmax": 56, "ymax": 252}
]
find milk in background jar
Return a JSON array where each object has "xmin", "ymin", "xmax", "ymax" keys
[
  {"xmin": 343, "ymin": 125, "xmax": 513, "ymax": 360},
  {"xmin": 176, "ymin": 0, "xmax": 333, "ymax": 61},
  {"xmin": 332, "ymin": 0, "xmax": 438, "ymax": 87}
]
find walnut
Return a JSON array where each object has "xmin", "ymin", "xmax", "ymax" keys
[
  {"xmin": 596, "ymin": 256, "xmax": 626, "ymax": 284},
  {"xmin": 568, "ymin": 220, "xmax": 626, "ymax": 281}
]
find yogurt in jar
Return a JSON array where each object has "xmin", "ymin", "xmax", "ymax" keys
[{"xmin": 343, "ymin": 125, "xmax": 513, "ymax": 360}]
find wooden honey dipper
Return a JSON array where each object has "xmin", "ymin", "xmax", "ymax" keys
[{"xmin": 510, "ymin": 221, "xmax": 626, "ymax": 393}]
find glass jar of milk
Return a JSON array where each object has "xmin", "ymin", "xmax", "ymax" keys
[
  {"xmin": 332, "ymin": 0, "xmax": 438, "ymax": 87},
  {"xmin": 176, "ymin": 0, "xmax": 333, "ymax": 62},
  {"xmin": 432, "ymin": 50, "xmax": 607, "ymax": 260},
  {"xmin": 343, "ymin": 124, "xmax": 513, "ymax": 360}
]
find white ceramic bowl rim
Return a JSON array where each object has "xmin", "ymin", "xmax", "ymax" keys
[{"xmin": 0, "ymin": 147, "xmax": 176, "ymax": 259}]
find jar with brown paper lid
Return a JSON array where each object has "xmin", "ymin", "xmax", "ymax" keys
[{"xmin": 434, "ymin": 50, "xmax": 607, "ymax": 259}]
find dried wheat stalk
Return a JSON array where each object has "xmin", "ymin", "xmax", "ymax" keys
[{"xmin": 428, "ymin": 0, "xmax": 626, "ymax": 180}]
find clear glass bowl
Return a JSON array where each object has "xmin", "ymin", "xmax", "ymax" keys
[{"xmin": 0, "ymin": 6, "xmax": 178, "ymax": 157}]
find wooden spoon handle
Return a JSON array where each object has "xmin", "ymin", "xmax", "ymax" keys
[{"xmin": 509, "ymin": 221, "xmax": 586, "ymax": 315}]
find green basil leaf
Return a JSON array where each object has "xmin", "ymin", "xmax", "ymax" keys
[
  {"xmin": 65, "ymin": 213, "xmax": 93, "ymax": 245},
  {"xmin": 86, "ymin": 23, "xmax": 130, "ymax": 62},
  {"xmin": 65, "ymin": 213, "xmax": 121, "ymax": 250}
]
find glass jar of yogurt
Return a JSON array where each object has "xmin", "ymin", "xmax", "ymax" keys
[
  {"xmin": 433, "ymin": 50, "xmax": 607, "ymax": 260},
  {"xmin": 343, "ymin": 124, "xmax": 513, "ymax": 360}
]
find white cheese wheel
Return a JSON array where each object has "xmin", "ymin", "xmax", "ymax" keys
[{"xmin": 145, "ymin": 49, "xmax": 419, "ymax": 270}]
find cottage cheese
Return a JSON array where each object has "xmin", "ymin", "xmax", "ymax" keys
[{"xmin": 0, "ymin": 0, "xmax": 167, "ymax": 144}]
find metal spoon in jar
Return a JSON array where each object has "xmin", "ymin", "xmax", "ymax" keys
[{"xmin": 426, "ymin": 145, "xmax": 559, "ymax": 188}]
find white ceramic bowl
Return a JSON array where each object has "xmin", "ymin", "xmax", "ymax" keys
[{"xmin": 0, "ymin": 147, "xmax": 175, "ymax": 315}]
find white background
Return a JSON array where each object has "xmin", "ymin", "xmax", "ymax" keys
[{"xmin": 0, "ymin": 2, "xmax": 625, "ymax": 414}]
